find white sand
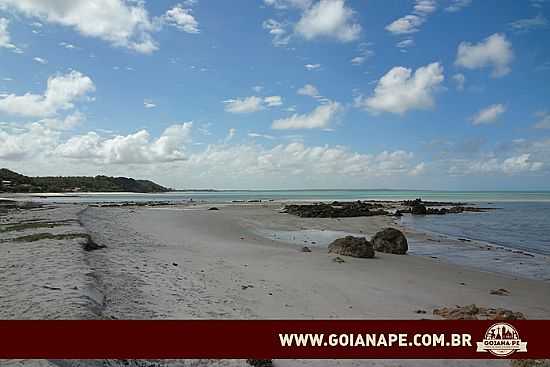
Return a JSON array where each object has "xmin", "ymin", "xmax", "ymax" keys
[{"xmin": 3, "ymin": 202, "xmax": 549, "ymax": 366}]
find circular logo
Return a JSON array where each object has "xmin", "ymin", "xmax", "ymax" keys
[{"xmin": 477, "ymin": 323, "xmax": 526, "ymax": 357}]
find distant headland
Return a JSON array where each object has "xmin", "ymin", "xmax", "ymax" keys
[{"xmin": 0, "ymin": 168, "xmax": 172, "ymax": 193}]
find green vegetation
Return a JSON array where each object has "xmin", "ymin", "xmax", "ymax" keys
[{"xmin": 0, "ymin": 168, "xmax": 171, "ymax": 193}]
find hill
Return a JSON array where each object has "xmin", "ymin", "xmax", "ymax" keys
[{"xmin": 0, "ymin": 169, "xmax": 171, "ymax": 193}]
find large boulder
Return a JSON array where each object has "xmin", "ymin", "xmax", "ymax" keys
[
  {"xmin": 328, "ymin": 236, "xmax": 374, "ymax": 258},
  {"xmin": 372, "ymin": 228, "xmax": 408, "ymax": 255},
  {"xmin": 411, "ymin": 203, "xmax": 427, "ymax": 215}
]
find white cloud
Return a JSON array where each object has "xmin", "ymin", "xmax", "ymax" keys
[
  {"xmin": 385, "ymin": 0, "xmax": 436, "ymax": 35},
  {"xmin": 396, "ymin": 39, "xmax": 415, "ymax": 48},
  {"xmin": 452, "ymin": 73, "xmax": 466, "ymax": 91},
  {"xmin": 264, "ymin": 95, "xmax": 283, "ymax": 107},
  {"xmin": 0, "ymin": 71, "xmax": 95, "ymax": 117},
  {"xmin": 350, "ymin": 56, "xmax": 366, "ymax": 65},
  {"xmin": 0, "ymin": 122, "xmax": 58, "ymax": 159},
  {"xmin": 56, "ymin": 123, "xmax": 192, "ymax": 164},
  {"xmin": 0, "ymin": 17, "xmax": 17, "ymax": 50},
  {"xmin": 144, "ymin": 99, "xmax": 156, "ymax": 109},
  {"xmin": 356, "ymin": 62, "xmax": 444, "ymax": 115},
  {"xmin": 33, "ymin": 57, "xmax": 47, "ymax": 64},
  {"xmin": 471, "ymin": 104, "xmax": 506, "ymax": 125},
  {"xmin": 510, "ymin": 14, "xmax": 548, "ymax": 32},
  {"xmin": 272, "ymin": 101, "xmax": 341, "ymax": 130},
  {"xmin": 223, "ymin": 95, "xmax": 283, "ymax": 113},
  {"xmin": 450, "ymin": 154, "xmax": 543, "ymax": 175},
  {"xmin": 264, "ymin": 0, "xmax": 312, "ymax": 10},
  {"xmin": 262, "ymin": 19, "xmax": 291, "ymax": 47},
  {"xmin": 297, "ymin": 84, "xmax": 320, "ymax": 98},
  {"xmin": 225, "ymin": 128, "xmax": 236, "ymax": 142},
  {"xmin": 455, "ymin": 33, "xmax": 514, "ymax": 77},
  {"xmin": 350, "ymin": 42, "xmax": 373, "ymax": 65},
  {"xmin": 0, "ymin": 0, "xmax": 158, "ymax": 53},
  {"xmin": 445, "ymin": 0, "xmax": 472, "ymax": 12},
  {"xmin": 248, "ymin": 132, "xmax": 275, "ymax": 140},
  {"xmin": 162, "ymin": 3, "xmax": 199, "ymax": 34},
  {"xmin": 295, "ymin": 0, "xmax": 361, "ymax": 42},
  {"xmin": 40, "ymin": 111, "xmax": 84, "ymax": 130},
  {"xmin": 409, "ymin": 162, "xmax": 426, "ymax": 176},
  {"xmin": 534, "ymin": 111, "xmax": 550, "ymax": 129},
  {"xmin": 59, "ymin": 41, "xmax": 77, "ymax": 49},
  {"xmin": 223, "ymin": 96, "xmax": 264, "ymax": 114},
  {"xmin": 304, "ymin": 63, "xmax": 321, "ymax": 71}
]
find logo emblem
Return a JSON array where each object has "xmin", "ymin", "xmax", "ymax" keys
[{"xmin": 476, "ymin": 323, "xmax": 527, "ymax": 357}]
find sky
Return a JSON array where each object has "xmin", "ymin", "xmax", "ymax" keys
[{"xmin": 0, "ymin": 0, "xmax": 549, "ymax": 190}]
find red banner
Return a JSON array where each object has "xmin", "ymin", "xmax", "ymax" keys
[{"xmin": 0, "ymin": 320, "xmax": 547, "ymax": 359}]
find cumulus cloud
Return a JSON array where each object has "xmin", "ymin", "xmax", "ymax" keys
[
  {"xmin": 56, "ymin": 123, "xmax": 192, "ymax": 164},
  {"xmin": 445, "ymin": 0, "xmax": 472, "ymax": 12},
  {"xmin": 144, "ymin": 99, "xmax": 156, "ymax": 109},
  {"xmin": 0, "ymin": 122, "xmax": 58, "ymax": 160},
  {"xmin": 272, "ymin": 101, "xmax": 341, "ymax": 130},
  {"xmin": 356, "ymin": 62, "xmax": 444, "ymax": 115},
  {"xmin": 297, "ymin": 84, "xmax": 320, "ymax": 98},
  {"xmin": 0, "ymin": 71, "xmax": 95, "ymax": 117},
  {"xmin": 471, "ymin": 104, "xmax": 506, "ymax": 125},
  {"xmin": 450, "ymin": 154, "xmax": 543, "ymax": 175},
  {"xmin": 295, "ymin": 0, "xmax": 361, "ymax": 42},
  {"xmin": 162, "ymin": 3, "xmax": 199, "ymax": 34},
  {"xmin": 223, "ymin": 96, "xmax": 283, "ymax": 113},
  {"xmin": 40, "ymin": 111, "xmax": 85, "ymax": 131},
  {"xmin": 396, "ymin": 39, "xmax": 415, "ymax": 49},
  {"xmin": 0, "ymin": 0, "xmax": 159, "ymax": 53},
  {"xmin": 385, "ymin": 0, "xmax": 436, "ymax": 35},
  {"xmin": 455, "ymin": 33, "xmax": 514, "ymax": 77}
]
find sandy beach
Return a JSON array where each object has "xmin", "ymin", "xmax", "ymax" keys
[{"xmin": 2, "ymin": 201, "xmax": 550, "ymax": 366}]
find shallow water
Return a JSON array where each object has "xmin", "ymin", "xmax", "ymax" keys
[{"xmin": 400, "ymin": 202, "xmax": 550, "ymax": 256}]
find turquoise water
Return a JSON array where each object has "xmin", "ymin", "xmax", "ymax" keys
[{"xmin": 20, "ymin": 189, "xmax": 550, "ymax": 203}]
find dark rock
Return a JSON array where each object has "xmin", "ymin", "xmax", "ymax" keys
[
  {"xmin": 82, "ymin": 235, "xmax": 105, "ymax": 251},
  {"xmin": 490, "ymin": 288, "xmax": 510, "ymax": 296},
  {"xmin": 328, "ymin": 236, "xmax": 374, "ymax": 258},
  {"xmin": 332, "ymin": 256, "xmax": 346, "ymax": 263},
  {"xmin": 301, "ymin": 246, "xmax": 312, "ymax": 252},
  {"xmin": 433, "ymin": 304, "xmax": 525, "ymax": 320},
  {"xmin": 411, "ymin": 203, "xmax": 427, "ymax": 215},
  {"xmin": 208, "ymin": 207, "xmax": 219, "ymax": 211},
  {"xmin": 372, "ymin": 228, "xmax": 408, "ymax": 255},
  {"xmin": 283, "ymin": 201, "xmax": 388, "ymax": 218}
]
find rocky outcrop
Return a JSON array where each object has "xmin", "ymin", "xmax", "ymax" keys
[
  {"xmin": 328, "ymin": 236, "xmax": 375, "ymax": 258},
  {"xmin": 402, "ymin": 198, "xmax": 493, "ymax": 215},
  {"xmin": 283, "ymin": 201, "xmax": 388, "ymax": 218},
  {"xmin": 371, "ymin": 228, "xmax": 408, "ymax": 255}
]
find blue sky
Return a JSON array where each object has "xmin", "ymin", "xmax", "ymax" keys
[{"xmin": 1, "ymin": 0, "xmax": 550, "ymax": 190}]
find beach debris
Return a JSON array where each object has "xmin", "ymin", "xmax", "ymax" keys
[
  {"xmin": 433, "ymin": 304, "xmax": 525, "ymax": 320},
  {"xmin": 172, "ymin": 262, "xmax": 179, "ymax": 267},
  {"xmin": 372, "ymin": 228, "xmax": 408, "ymax": 255},
  {"xmin": 414, "ymin": 309, "xmax": 427, "ymax": 314},
  {"xmin": 328, "ymin": 236, "xmax": 375, "ymax": 258},
  {"xmin": 247, "ymin": 359, "xmax": 273, "ymax": 367},
  {"xmin": 241, "ymin": 285, "xmax": 254, "ymax": 290},
  {"xmin": 208, "ymin": 207, "xmax": 219, "ymax": 211},
  {"xmin": 301, "ymin": 246, "xmax": 312, "ymax": 252},
  {"xmin": 283, "ymin": 201, "xmax": 388, "ymax": 218},
  {"xmin": 490, "ymin": 288, "xmax": 510, "ymax": 296},
  {"xmin": 332, "ymin": 256, "xmax": 346, "ymax": 263}
]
